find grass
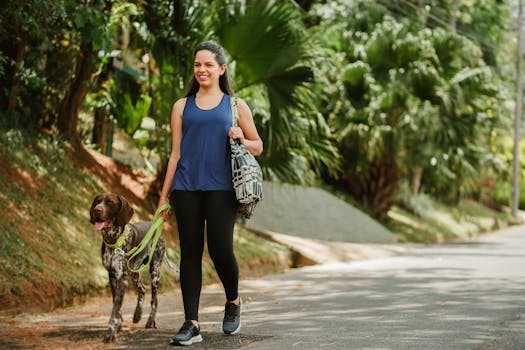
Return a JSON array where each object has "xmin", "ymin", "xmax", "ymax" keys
[
  {"xmin": 385, "ymin": 198, "xmax": 518, "ymax": 243},
  {"xmin": 322, "ymin": 181, "xmax": 518, "ymax": 243},
  {"xmin": 0, "ymin": 130, "xmax": 108, "ymax": 312}
]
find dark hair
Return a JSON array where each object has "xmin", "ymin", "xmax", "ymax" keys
[{"xmin": 184, "ymin": 40, "xmax": 233, "ymax": 97}]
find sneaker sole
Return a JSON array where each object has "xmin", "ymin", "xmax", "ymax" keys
[
  {"xmin": 223, "ymin": 320, "xmax": 241, "ymax": 335},
  {"xmin": 170, "ymin": 334, "xmax": 203, "ymax": 346}
]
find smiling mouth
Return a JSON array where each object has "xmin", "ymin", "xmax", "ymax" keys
[
  {"xmin": 93, "ymin": 214, "xmax": 111, "ymax": 230},
  {"xmin": 94, "ymin": 221, "xmax": 111, "ymax": 231}
]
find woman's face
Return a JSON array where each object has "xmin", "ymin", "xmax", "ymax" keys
[{"xmin": 194, "ymin": 50, "xmax": 226, "ymax": 89}]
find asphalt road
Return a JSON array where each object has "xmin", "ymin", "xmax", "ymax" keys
[
  {"xmin": 237, "ymin": 224, "xmax": 525, "ymax": 350},
  {"xmin": 2, "ymin": 224, "xmax": 525, "ymax": 350}
]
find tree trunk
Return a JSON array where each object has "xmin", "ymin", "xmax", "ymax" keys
[
  {"xmin": 370, "ymin": 156, "xmax": 400, "ymax": 219},
  {"xmin": 417, "ymin": 0, "xmax": 427, "ymax": 23},
  {"xmin": 347, "ymin": 152, "xmax": 400, "ymax": 219},
  {"xmin": 512, "ymin": 0, "xmax": 524, "ymax": 217},
  {"xmin": 411, "ymin": 166, "xmax": 423, "ymax": 196},
  {"xmin": 57, "ymin": 43, "xmax": 95, "ymax": 144},
  {"xmin": 448, "ymin": 0, "xmax": 460, "ymax": 32},
  {"xmin": 92, "ymin": 107, "xmax": 109, "ymax": 153},
  {"xmin": 7, "ymin": 40, "xmax": 26, "ymax": 112}
]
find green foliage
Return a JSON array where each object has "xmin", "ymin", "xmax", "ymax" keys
[
  {"xmin": 0, "ymin": 0, "xmax": 113, "ymax": 131},
  {"xmin": 385, "ymin": 197, "xmax": 515, "ymax": 243},
  {"xmin": 216, "ymin": 0, "xmax": 340, "ymax": 184},
  {"xmin": 0, "ymin": 0, "xmax": 66, "ymax": 125},
  {"xmin": 118, "ymin": 93, "xmax": 152, "ymax": 136},
  {"xmin": 395, "ymin": 180, "xmax": 436, "ymax": 220},
  {"xmin": 1, "ymin": 0, "xmax": 519, "ymax": 219},
  {"xmin": 308, "ymin": 0, "xmax": 512, "ymax": 217},
  {"xmin": 493, "ymin": 182, "xmax": 525, "ymax": 210},
  {"xmin": 492, "ymin": 135, "xmax": 525, "ymax": 209},
  {"xmin": 70, "ymin": 2, "xmax": 108, "ymax": 47}
]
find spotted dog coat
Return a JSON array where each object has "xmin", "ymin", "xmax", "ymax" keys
[{"xmin": 90, "ymin": 193, "xmax": 167, "ymax": 343}]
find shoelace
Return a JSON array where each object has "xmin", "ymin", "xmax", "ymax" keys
[
  {"xmin": 178, "ymin": 321, "xmax": 198, "ymax": 334},
  {"xmin": 224, "ymin": 302, "xmax": 239, "ymax": 321}
]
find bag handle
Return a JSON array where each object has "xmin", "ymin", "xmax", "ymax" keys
[{"xmin": 230, "ymin": 96, "xmax": 239, "ymax": 127}]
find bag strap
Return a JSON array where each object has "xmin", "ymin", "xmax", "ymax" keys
[{"xmin": 230, "ymin": 95, "xmax": 239, "ymax": 127}]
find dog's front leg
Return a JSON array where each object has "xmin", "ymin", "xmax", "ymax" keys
[
  {"xmin": 146, "ymin": 255, "xmax": 162, "ymax": 328},
  {"xmin": 105, "ymin": 259, "xmax": 127, "ymax": 342}
]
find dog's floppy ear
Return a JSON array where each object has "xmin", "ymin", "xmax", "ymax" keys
[
  {"xmin": 115, "ymin": 195, "xmax": 134, "ymax": 226},
  {"xmin": 89, "ymin": 194, "xmax": 102, "ymax": 224}
]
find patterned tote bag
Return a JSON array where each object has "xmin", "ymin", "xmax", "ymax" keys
[{"xmin": 230, "ymin": 96, "xmax": 263, "ymax": 219}]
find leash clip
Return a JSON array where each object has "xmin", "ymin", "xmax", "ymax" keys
[{"xmin": 115, "ymin": 247, "xmax": 126, "ymax": 256}]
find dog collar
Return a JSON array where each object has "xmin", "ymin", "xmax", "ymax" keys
[{"xmin": 103, "ymin": 224, "xmax": 131, "ymax": 249}]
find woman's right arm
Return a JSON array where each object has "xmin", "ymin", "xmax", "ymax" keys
[{"xmin": 158, "ymin": 98, "xmax": 185, "ymax": 219}]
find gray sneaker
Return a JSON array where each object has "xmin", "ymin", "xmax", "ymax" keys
[
  {"xmin": 222, "ymin": 299, "xmax": 242, "ymax": 334},
  {"xmin": 170, "ymin": 320, "xmax": 203, "ymax": 346}
]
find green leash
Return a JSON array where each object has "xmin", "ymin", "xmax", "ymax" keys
[{"xmin": 126, "ymin": 203, "xmax": 170, "ymax": 273}]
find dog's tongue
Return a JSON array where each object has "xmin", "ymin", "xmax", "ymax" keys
[{"xmin": 94, "ymin": 222, "xmax": 106, "ymax": 231}]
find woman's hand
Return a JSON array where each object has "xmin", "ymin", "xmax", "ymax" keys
[
  {"xmin": 228, "ymin": 126, "xmax": 245, "ymax": 144},
  {"xmin": 158, "ymin": 197, "xmax": 171, "ymax": 221}
]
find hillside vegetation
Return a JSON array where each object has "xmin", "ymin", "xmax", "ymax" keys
[{"xmin": 0, "ymin": 130, "xmax": 290, "ymax": 314}]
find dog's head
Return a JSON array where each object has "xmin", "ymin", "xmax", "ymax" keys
[{"xmin": 89, "ymin": 193, "xmax": 134, "ymax": 230}]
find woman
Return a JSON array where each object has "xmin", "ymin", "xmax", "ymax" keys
[{"xmin": 158, "ymin": 40, "xmax": 263, "ymax": 346}]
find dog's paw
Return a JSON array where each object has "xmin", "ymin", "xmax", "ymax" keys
[
  {"xmin": 103, "ymin": 332, "xmax": 116, "ymax": 343},
  {"xmin": 105, "ymin": 321, "xmax": 120, "ymax": 342},
  {"xmin": 145, "ymin": 318, "xmax": 157, "ymax": 328},
  {"xmin": 133, "ymin": 309, "xmax": 142, "ymax": 324}
]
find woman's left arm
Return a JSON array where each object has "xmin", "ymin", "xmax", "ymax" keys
[{"xmin": 229, "ymin": 98, "xmax": 263, "ymax": 156}]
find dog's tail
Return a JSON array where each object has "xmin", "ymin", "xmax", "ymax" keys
[{"xmin": 163, "ymin": 253, "xmax": 180, "ymax": 276}]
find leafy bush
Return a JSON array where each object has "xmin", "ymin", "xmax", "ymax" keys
[
  {"xmin": 491, "ymin": 135, "xmax": 525, "ymax": 210},
  {"xmin": 395, "ymin": 180, "xmax": 435, "ymax": 220}
]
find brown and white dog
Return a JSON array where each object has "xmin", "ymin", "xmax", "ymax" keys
[{"xmin": 89, "ymin": 193, "xmax": 177, "ymax": 342}]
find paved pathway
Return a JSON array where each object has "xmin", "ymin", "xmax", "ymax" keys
[
  {"xmin": 238, "ymin": 224, "xmax": 525, "ymax": 350},
  {"xmin": 2, "ymin": 225, "xmax": 525, "ymax": 349}
]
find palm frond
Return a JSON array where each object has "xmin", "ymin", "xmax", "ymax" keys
[{"xmin": 215, "ymin": 0, "xmax": 331, "ymax": 184}]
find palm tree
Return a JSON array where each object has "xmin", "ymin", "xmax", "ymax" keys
[
  {"xmin": 310, "ymin": 0, "xmax": 509, "ymax": 217},
  {"xmin": 215, "ymin": 0, "xmax": 339, "ymax": 184}
]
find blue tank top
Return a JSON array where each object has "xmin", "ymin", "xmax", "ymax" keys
[{"xmin": 171, "ymin": 94, "xmax": 234, "ymax": 191}]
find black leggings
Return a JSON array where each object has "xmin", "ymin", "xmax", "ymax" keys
[{"xmin": 170, "ymin": 190, "xmax": 239, "ymax": 321}]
